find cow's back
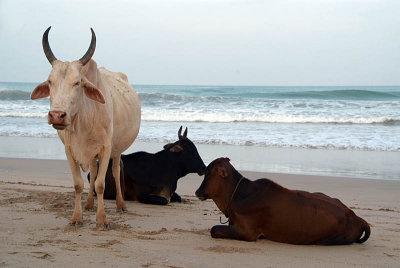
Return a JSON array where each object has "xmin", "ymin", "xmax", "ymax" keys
[
  {"xmin": 231, "ymin": 180, "xmax": 366, "ymax": 244},
  {"xmin": 99, "ymin": 67, "xmax": 141, "ymax": 157},
  {"xmin": 264, "ymin": 188, "xmax": 364, "ymax": 244}
]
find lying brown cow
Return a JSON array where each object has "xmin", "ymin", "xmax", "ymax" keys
[{"xmin": 195, "ymin": 158, "xmax": 370, "ymax": 244}]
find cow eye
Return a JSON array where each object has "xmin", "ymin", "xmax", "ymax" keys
[
  {"xmin": 74, "ymin": 81, "xmax": 80, "ymax": 86},
  {"xmin": 48, "ymin": 80, "xmax": 52, "ymax": 85}
]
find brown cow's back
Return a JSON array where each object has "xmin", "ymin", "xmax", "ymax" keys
[{"xmin": 228, "ymin": 178, "xmax": 369, "ymax": 244}]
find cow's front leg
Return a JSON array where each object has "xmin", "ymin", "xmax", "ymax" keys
[
  {"xmin": 137, "ymin": 194, "xmax": 168, "ymax": 205},
  {"xmin": 211, "ymin": 225, "xmax": 238, "ymax": 239},
  {"xmin": 85, "ymin": 159, "xmax": 97, "ymax": 210},
  {"xmin": 210, "ymin": 225, "xmax": 257, "ymax": 241},
  {"xmin": 65, "ymin": 146, "xmax": 84, "ymax": 225},
  {"xmin": 112, "ymin": 156, "xmax": 127, "ymax": 212},
  {"xmin": 95, "ymin": 145, "xmax": 112, "ymax": 229}
]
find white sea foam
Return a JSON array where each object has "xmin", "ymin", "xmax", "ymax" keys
[
  {"xmin": 3, "ymin": 107, "xmax": 399, "ymax": 125},
  {"xmin": 0, "ymin": 112, "xmax": 47, "ymax": 118},
  {"xmin": 141, "ymin": 112, "xmax": 400, "ymax": 124},
  {"xmin": 1, "ymin": 83, "xmax": 399, "ymax": 152}
]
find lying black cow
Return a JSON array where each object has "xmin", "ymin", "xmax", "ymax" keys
[{"xmin": 88, "ymin": 127, "xmax": 206, "ymax": 205}]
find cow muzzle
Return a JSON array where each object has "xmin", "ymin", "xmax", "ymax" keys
[
  {"xmin": 195, "ymin": 188, "xmax": 208, "ymax": 201},
  {"xmin": 48, "ymin": 110, "xmax": 68, "ymax": 130},
  {"xmin": 197, "ymin": 163, "xmax": 206, "ymax": 176}
]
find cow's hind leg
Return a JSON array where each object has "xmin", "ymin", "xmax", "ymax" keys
[
  {"xmin": 138, "ymin": 194, "xmax": 168, "ymax": 205},
  {"xmin": 85, "ymin": 159, "xmax": 97, "ymax": 210},
  {"xmin": 95, "ymin": 145, "xmax": 112, "ymax": 229},
  {"xmin": 65, "ymin": 146, "xmax": 84, "ymax": 225},
  {"xmin": 112, "ymin": 156, "xmax": 127, "ymax": 212}
]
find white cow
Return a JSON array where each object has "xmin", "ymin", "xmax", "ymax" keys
[{"xmin": 31, "ymin": 27, "xmax": 141, "ymax": 228}]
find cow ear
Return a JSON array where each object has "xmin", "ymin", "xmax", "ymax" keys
[
  {"xmin": 217, "ymin": 167, "xmax": 228, "ymax": 178},
  {"xmin": 163, "ymin": 143, "xmax": 173, "ymax": 149},
  {"xmin": 170, "ymin": 145, "xmax": 183, "ymax": 153},
  {"xmin": 31, "ymin": 81, "xmax": 50, "ymax": 100},
  {"xmin": 82, "ymin": 77, "xmax": 105, "ymax": 104}
]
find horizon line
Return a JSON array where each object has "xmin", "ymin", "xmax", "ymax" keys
[{"xmin": 1, "ymin": 80, "xmax": 399, "ymax": 88}]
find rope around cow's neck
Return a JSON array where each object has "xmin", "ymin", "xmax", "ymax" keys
[{"xmin": 220, "ymin": 176, "xmax": 245, "ymax": 224}]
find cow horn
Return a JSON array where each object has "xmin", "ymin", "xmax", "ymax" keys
[
  {"xmin": 79, "ymin": 28, "xmax": 96, "ymax": 66},
  {"xmin": 178, "ymin": 126, "xmax": 183, "ymax": 139},
  {"xmin": 42, "ymin": 26, "xmax": 57, "ymax": 64},
  {"xmin": 183, "ymin": 127, "xmax": 188, "ymax": 138}
]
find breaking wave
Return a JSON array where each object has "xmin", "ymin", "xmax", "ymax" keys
[
  {"xmin": 2, "ymin": 110, "xmax": 400, "ymax": 125},
  {"xmin": 141, "ymin": 112, "xmax": 400, "ymax": 124}
]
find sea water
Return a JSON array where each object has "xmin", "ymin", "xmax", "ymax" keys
[{"xmin": 1, "ymin": 82, "xmax": 399, "ymax": 180}]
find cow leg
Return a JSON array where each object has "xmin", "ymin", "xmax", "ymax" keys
[
  {"xmin": 65, "ymin": 146, "xmax": 84, "ymax": 225},
  {"xmin": 138, "ymin": 194, "xmax": 168, "ymax": 205},
  {"xmin": 170, "ymin": 192, "xmax": 182, "ymax": 203},
  {"xmin": 211, "ymin": 225, "xmax": 238, "ymax": 239},
  {"xmin": 211, "ymin": 225, "xmax": 257, "ymax": 242},
  {"xmin": 112, "ymin": 156, "xmax": 127, "ymax": 212},
  {"xmin": 94, "ymin": 145, "xmax": 112, "ymax": 229},
  {"xmin": 85, "ymin": 159, "xmax": 97, "ymax": 210}
]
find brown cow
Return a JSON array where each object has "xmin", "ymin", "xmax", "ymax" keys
[{"xmin": 195, "ymin": 158, "xmax": 370, "ymax": 244}]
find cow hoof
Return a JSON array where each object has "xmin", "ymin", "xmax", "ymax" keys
[
  {"xmin": 97, "ymin": 223, "xmax": 112, "ymax": 230},
  {"xmin": 116, "ymin": 207, "xmax": 128, "ymax": 213},
  {"xmin": 84, "ymin": 204, "xmax": 94, "ymax": 211},
  {"xmin": 85, "ymin": 199, "xmax": 95, "ymax": 210},
  {"xmin": 70, "ymin": 221, "xmax": 84, "ymax": 227}
]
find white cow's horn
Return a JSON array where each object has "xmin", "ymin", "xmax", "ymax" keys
[
  {"xmin": 42, "ymin": 26, "xmax": 57, "ymax": 64},
  {"xmin": 79, "ymin": 28, "xmax": 96, "ymax": 66}
]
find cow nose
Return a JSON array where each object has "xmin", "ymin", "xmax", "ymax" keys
[
  {"xmin": 195, "ymin": 188, "xmax": 207, "ymax": 201},
  {"xmin": 195, "ymin": 188, "xmax": 203, "ymax": 198},
  {"xmin": 48, "ymin": 110, "xmax": 67, "ymax": 124}
]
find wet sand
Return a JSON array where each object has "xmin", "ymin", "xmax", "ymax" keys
[
  {"xmin": 1, "ymin": 136, "xmax": 400, "ymax": 180},
  {"xmin": 0, "ymin": 157, "xmax": 399, "ymax": 267}
]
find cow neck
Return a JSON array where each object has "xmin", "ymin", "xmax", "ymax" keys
[
  {"xmin": 158, "ymin": 149, "xmax": 188, "ymax": 179},
  {"xmin": 220, "ymin": 173, "xmax": 245, "ymax": 224}
]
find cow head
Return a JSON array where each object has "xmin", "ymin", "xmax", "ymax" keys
[
  {"xmin": 30, "ymin": 27, "xmax": 104, "ymax": 130},
  {"xmin": 195, "ymin": 157, "xmax": 231, "ymax": 201},
  {"xmin": 163, "ymin": 126, "xmax": 206, "ymax": 176}
]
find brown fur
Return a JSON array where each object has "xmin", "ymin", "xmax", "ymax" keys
[{"xmin": 196, "ymin": 158, "xmax": 370, "ymax": 244}]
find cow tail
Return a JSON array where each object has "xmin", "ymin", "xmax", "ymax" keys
[{"xmin": 355, "ymin": 224, "xmax": 370, "ymax": 243}]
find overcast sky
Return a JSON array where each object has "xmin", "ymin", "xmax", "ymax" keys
[{"xmin": 1, "ymin": 0, "xmax": 399, "ymax": 85}]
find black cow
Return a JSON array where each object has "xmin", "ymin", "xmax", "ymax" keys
[{"xmin": 88, "ymin": 127, "xmax": 206, "ymax": 205}]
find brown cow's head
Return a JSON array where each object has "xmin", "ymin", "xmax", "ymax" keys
[
  {"xmin": 30, "ymin": 27, "xmax": 104, "ymax": 130},
  {"xmin": 195, "ymin": 157, "xmax": 231, "ymax": 201}
]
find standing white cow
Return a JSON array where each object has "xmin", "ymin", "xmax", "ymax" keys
[{"xmin": 31, "ymin": 27, "xmax": 141, "ymax": 228}]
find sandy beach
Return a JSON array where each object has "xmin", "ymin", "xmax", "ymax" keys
[
  {"xmin": 1, "ymin": 0, "xmax": 400, "ymax": 266},
  {"xmin": 0, "ymin": 157, "xmax": 399, "ymax": 267}
]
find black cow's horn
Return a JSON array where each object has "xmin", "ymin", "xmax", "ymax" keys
[
  {"xmin": 183, "ymin": 127, "xmax": 188, "ymax": 138},
  {"xmin": 42, "ymin": 26, "xmax": 57, "ymax": 64},
  {"xmin": 79, "ymin": 28, "xmax": 96, "ymax": 66},
  {"xmin": 178, "ymin": 126, "xmax": 183, "ymax": 139}
]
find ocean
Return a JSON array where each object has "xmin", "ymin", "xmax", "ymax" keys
[{"xmin": 1, "ymin": 82, "xmax": 400, "ymax": 180}]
